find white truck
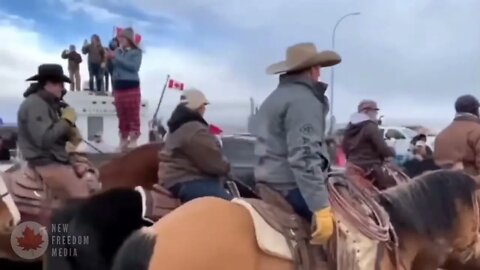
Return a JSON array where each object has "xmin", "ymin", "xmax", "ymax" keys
[{"xmin": 379, "ymin": 126, "xmax": 435, "ymax": 158}]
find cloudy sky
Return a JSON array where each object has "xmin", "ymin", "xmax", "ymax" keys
[{"xmin": 0, "ymin": 0, "xmax": 478, "ymax": 131}]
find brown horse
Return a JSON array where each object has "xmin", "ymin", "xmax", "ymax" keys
[
  {"xmin": 111, "ymin": 170, "xmax": 480, "ymax": 270},
  {"xmin": 98, "ymin": 142, "xmax": 162, "ymax": 190},
  {"xmin": 0, "ymin": 142, "xmax": 161, "ymax": 263}
]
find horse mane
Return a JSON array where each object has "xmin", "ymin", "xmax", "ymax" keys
[
  {"xmin": 377, "ymin": 170, "xmax": 476, "ymax": 240},
  {"xmin": 50, "ymin": 189, "xmax": 152, "ymax": 270}
]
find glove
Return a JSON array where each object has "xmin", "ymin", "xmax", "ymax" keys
[
  {"xmin": 69, "ymin": 127, "xmax": 83, "ymax": 147},
  {"xmin": 61, "ymin": 106, "xmax": 77, "ymax": 124},
  {"xmin": 310, "ymin": 207, "xmax": 334, "ymax": 245}
]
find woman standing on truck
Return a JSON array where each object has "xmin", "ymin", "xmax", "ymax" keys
[{"xmin": 106, "ymin": 27, "xmax": 142, "ymax": 151}]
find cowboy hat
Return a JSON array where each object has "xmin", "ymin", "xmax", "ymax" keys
[
  {"xmin": 26, "ymin": 64, "xmax": 71, "ymax": 83},
  {"xmin": 266, "ymin": 42, "xmax": 341, "ymax": 75}
]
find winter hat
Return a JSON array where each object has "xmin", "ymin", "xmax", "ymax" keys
[{"xmin": 455, "ymin": 95, "xmax": 480, "ymax": 115}]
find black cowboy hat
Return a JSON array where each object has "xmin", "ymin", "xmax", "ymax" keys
[{"xmin": 26, "ymin": 64, "xmax": 71, "ymax": 83}]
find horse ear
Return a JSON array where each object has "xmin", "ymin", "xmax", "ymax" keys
[{"xmin": 142, "ymin": 218, "xmax": 154, "ymax": 226}]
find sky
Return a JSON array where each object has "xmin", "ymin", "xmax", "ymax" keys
[{"xmin": 0, "ymin": 0, "xmax": 478, "ymax": 132}]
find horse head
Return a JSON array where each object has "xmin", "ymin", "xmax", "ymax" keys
[{"xmin": 377, "ymin": 170, "xmax": 480, "ymax": 267}]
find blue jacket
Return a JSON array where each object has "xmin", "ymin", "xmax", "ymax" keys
[
  {"xmin": 111, "ymin": 48, "xmax": 142, "ymax": 82},
  {"xmin": 251, "ymin": 74, "xmax": 330, "ymax": 212}
]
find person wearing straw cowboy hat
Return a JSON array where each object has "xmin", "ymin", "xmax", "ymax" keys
[
  {"xmin": 252, "ymin": 42, "xmax": 340, "ymax": 245},
  {"xmin": 106, "ymin": 27, "xmax": 143, "ymax": 151},
  {"xmin": 17, "ymin": 64, "xmax": 100, "ymax": 200}
]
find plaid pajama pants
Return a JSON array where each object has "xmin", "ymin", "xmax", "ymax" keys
[{"xmin": 113, "ymin": 88, "xmax": 141, "ymax": 139}]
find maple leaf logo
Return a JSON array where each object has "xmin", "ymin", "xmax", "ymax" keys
[{"xmin": 16, "ymin": 226, "xmax": 44, "ymax": 251}]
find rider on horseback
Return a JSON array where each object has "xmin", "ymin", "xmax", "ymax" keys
[
  {"xmin": 17, "ymin": 64, "xmax": 100, "ymax": 199},
  {"xmin": 158, "ymin": 89, "xmax": 232, "ymax": 203},
  {"xmin": 341, "ymin": 100, "xmax": 396, "ymax": 189},
  {"xmin": 252, "ymin": 42, "xmax": 340, "ymax": 244},
  {"xmin": 434, "ymin": 94, "xmax": 480, "ymax": 175}
]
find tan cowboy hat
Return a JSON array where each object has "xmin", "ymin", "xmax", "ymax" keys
[{"xmin": 266, "ymin": 42, "xmax": 341, "ymax": 75}]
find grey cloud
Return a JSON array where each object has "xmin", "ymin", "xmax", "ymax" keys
[{"xmin": 130, "ymin": 0, "xmax": 480, "ymax": 125}]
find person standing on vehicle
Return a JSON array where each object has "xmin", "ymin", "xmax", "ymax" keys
[
  {"xmin": 105, "ymin": 27, "xmax": 142, "ymax": 151},
  {"xmin": 82, "ymin": 34, "xmax": 105, "ymax": 92},
  {"xmin": 61, "ymin": 45, "xmax": 82, "ymax": 91}
]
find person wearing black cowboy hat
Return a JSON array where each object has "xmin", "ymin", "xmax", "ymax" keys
[{"xmin": 17, "ymin": 64, "xmax": 100, "ymax": 199}]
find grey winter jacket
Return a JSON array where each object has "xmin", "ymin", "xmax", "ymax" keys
[
  {"xmin": 17, "ymin": 90, "xmax": 72, "ymax": 166},
  {"xmin": 251, "ymin": 73, "xmax": 331, "ymax": 212}
]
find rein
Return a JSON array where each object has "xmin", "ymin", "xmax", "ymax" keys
[
  {"xmin": 327, "ymin": 174, "xmax": 404, "ymax": 269},
  {"xmin": 0, "ymin": 191, "xmax": 8, "ymax": 199},
  {"xmin": 82, "ymin": 139, "xmax": 105, "ymax": 154},
  {"xmin": 327, "ymin": 175, "xmax": 394, "ymax": 242}
]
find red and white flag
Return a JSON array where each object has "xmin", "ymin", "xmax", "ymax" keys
[
  {"xmin": 115, "ymin": 27, "xmax": 142, "ymax": 45},
  {"xmin": 209, "ymin": 124, "xmax": 223, "ymax": 135},
  {"xmin": 167, "ymin": 79, "xmax": 185, "ymax": 91}
]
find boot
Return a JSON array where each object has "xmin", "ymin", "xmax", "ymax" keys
[
  {"xmin": 127, "ymin": 139, "xmax": 137, "ymax": 149},
  {"xmin": 119, "ymin": 137, "xmax": 129, "ymax": 152},
  {"xmin": 127, "ymin": 132, "xmax": 140, "ymax": 149}
]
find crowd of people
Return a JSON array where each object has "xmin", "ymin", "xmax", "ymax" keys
[
  {"xmin": 13, "ymin": 35, "xmax": 480, "ymax": 264},
  {"xmin": 60, "ymin": 28, "xmax": 138, "ymax": 95},
  {"xmin": 60, "ymin": 27, "xmax": 143, "ymax": 151}
]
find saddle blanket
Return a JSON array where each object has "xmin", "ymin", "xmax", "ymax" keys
[{"xmin": 232, "ymin": 198, "xmax": 293, "ymax": 261}]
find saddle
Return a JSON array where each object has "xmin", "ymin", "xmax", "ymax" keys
[
  {"xmin": 142, "ymin": 184, "xmax": 181, "ymax": 221},
  {"xmin": 2, "ymin": 165, "xmax": 59, "ymax": 225},
  {"xmin": 345, "ymin": 162, "xmax": 409, "ymax": 192},
  {"xmin": 241, "ymin": 183, "xmax": 327, "ymax": 270},
  {"xmin": 3, "ymin": 155, "xmax": 101, "ymax": 226}
]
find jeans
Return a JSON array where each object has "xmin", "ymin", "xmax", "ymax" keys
[
  {"xmin": 169, "ymin": 179, "xmax": 233, "ymax": 203},
  {"xmin": 285, "ymin": 188, "xmax": 313, "ymax": 221},
  {"xmin": 88, "ymin": 63, "xmax": 103, "ymax": 92},
  {"xmin": 103, "ymin": 69, "xmax": 112, "ymax": 92}
]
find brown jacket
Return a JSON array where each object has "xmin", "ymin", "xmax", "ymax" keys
[
  {"xmin": 61, "ymin": 50, "xmax": 82, "ymax": 72},
  {"xmin": 342, "ymin": 113, "xmax": 395, "ymax": 170},
  {"xmin": 158, "ymin": 105, "xmax": 230, "ymax": 188},
  {"xmin": 434, "ymin": 114, "xmax": 480, "ymax": 175},
  {"xmin": 82, "ymin": 44, "xmax": 105, "ymax": 64}
]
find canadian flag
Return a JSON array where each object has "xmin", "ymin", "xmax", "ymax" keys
[
  {"xmin": 115, "ymin": 27, "xmax": 142, "ymax": 45},
  {"xmin": 167, "ymin": 79, "xmax": 185, "ymax": 91},
  {"xmin": 209, "ymin": 124, "xmax": 223, "ymax": 135}
]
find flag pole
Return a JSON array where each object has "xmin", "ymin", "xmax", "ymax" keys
[{"xmin": 152, "ymin": 74, "xmax": 171, "ymax": 123}]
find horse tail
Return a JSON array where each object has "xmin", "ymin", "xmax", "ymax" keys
[{"xmin": 112, "ymin": 226, "xmax": 157, "ymax": 270}]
